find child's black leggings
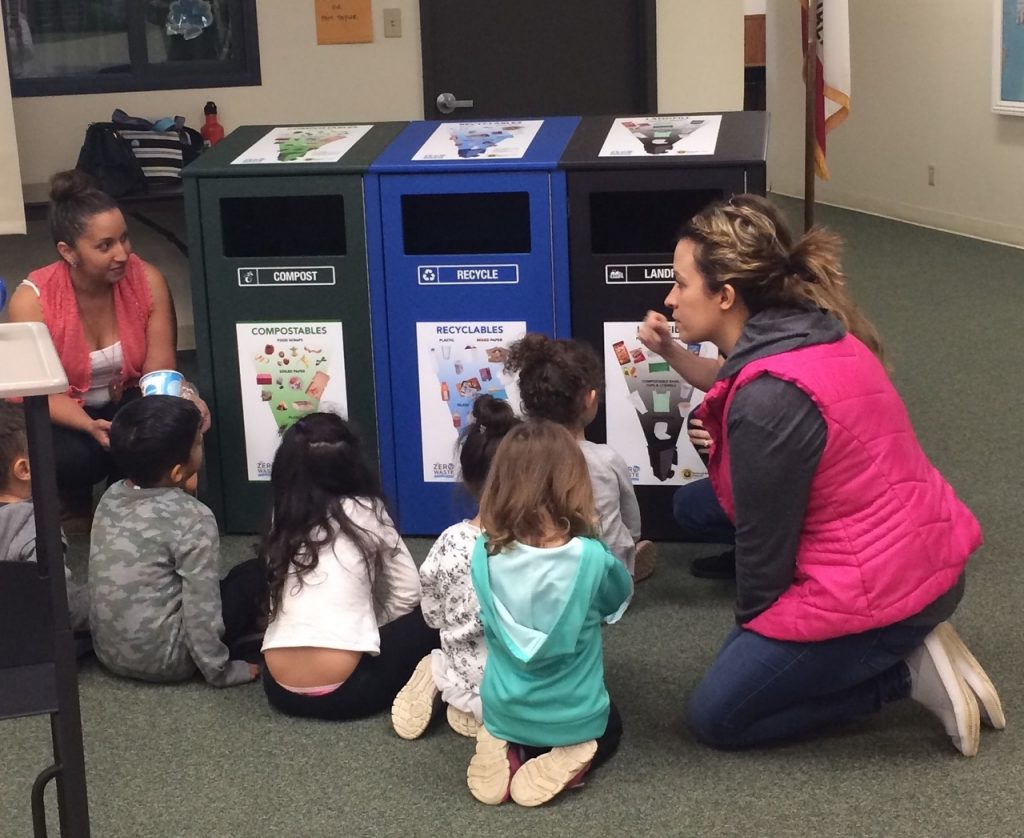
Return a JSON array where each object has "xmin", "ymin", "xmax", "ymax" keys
[{"xmin": 261, "ymin": 607, "xmax": 440, "ymax": 721}]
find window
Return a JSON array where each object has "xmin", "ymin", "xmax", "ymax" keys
[{"xmin": 2, "ymin": 0, "xmax": 260, "ymax": 96}]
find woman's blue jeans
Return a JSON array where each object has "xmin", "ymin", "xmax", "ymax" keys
[
  {"xmin": 672, "ymin": 478, "xmax": 735, "ymax": 544},
  {"xmin": 687, "ymin": 622, "xmax": 934, "ymax": 749}
]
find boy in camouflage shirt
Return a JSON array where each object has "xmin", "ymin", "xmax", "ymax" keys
[
  {"xmin": 0, "ymin": 403, "xmax": 88, "ymax": 631},
  {"xmin": 89, "ymin": 396, "xmax": 260, "ymax": 687}
]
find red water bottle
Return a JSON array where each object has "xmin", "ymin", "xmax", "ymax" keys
[{"xmin": 201, "ymin": 101, "xmax": 224, "ymax": 148}]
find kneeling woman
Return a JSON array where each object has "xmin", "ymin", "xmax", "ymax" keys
[
  {"xmin": 259, "ymin": 414, "xmax": 439, "ymax": 719},
  {"xmin": 639, "ymin": 196, "xmax": 1003, "ymax": 756}
]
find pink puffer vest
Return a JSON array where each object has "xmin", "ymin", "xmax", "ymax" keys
[{"xmin": 696, "ymin": 334, "xmax": 981, "ymax": 642}]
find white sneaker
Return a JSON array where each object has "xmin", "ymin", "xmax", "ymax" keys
[
  {"xmin": 933, "ymin": 622, "xmax": 1006, "ymax": 730},
  {"xmin": 907, "ymin": 628, "xmax": 981, "ymax": 757},
  {"xmin": 467, "ymin": 728, "xmax": 519, "ymax": 805},
  {"xmin": 509, "ymin": 740, "xmax": 597, "ymax": 807},
  {"xmin": 391, "ymin": 655, "xmax": 439, "ymax": 740},
  {"xmin": 447, "ymin": 704, "xmax": 481, "ymax": 738}
]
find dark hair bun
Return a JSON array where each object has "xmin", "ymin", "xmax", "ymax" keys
[
  {"xmin": 503, "ymin": 333, "xmax": 555, "ymax": 375},
  {"xmin": 49, "ymin": 169, "xmax": 100, "ymax": 204},
  {"xmin": 470, "ymin": 394, "xmax": 517, "ymax": 437}
]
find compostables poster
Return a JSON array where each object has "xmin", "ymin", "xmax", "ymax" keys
[
  {"xmin": 232, "ymin": 125, "xmax": 374, "ymax": 164},
  {"xmin": 235, "ymin": 322, "xmax": 349, "ymax": 480},
  {"xmin": 603, "ymin": 322, "xmax": 719, "ymax": 486},
  {"xmin": 416, "ymin": 321, "xmax": 525, "ymax": 482}
]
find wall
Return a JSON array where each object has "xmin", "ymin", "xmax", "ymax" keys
[
  {"xmin": 12, "ymin": 0, "xmax": 424, "ymax": 187},
  {"xmin": 0, "ymin": 25, "xmax": 24, "ymax": 233},
  {"xmin": 11, "ymin": 1, "xmax": 744, "ymax": 187},
  {"xmin": 657, "ymin": 0, "xmax": 744, "ymax": 113},
  {"xmin": 767, "ymin": 0, "xmax": 1024, "ymax": 247}
]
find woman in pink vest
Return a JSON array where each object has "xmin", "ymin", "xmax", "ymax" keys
[
  {"xmin": 7, "ymin": 170, "xmax": 208, "ymax": 527},
  {"xmin": 638, "ymin": 195, "xmax": 1003, "ymax": 756}
]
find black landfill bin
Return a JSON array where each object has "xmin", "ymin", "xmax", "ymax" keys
[{"xmin": 560, "ymin": 111, "xmax": 769, "ymax": 540}]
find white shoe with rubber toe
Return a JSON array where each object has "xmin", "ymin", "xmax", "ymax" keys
[{"xmin": 907, "ymin": 628, "xmax": 981, "ymax": 757}]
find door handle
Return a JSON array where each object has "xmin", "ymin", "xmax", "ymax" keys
[{"xmin": 436, "ymin": 92, "xmax": 474, "ymax": 115}]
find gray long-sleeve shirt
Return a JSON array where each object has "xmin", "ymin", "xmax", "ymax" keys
[
  {"xmin": 88, "ymin": 481, "xmax": 250, "ymax": 687},
  {"xmin": 0, "ymin": 499, "xmax": 89, "ymax": 632},
  {"xmin": 579, "ymin": 440, "xmax": 642, "ymax": 574}
]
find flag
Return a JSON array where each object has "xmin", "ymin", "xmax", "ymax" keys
[{"xmin": 801, "ymin": 0, "xmax": 850, "ymax": 180}]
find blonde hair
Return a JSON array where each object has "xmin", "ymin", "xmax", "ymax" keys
[
  {"xmin": 682, "ymin": 195, "xmax": 885, "ymax": 363},
  {"xmin": 479, "ymin": 420, "xmax": 598, "ymax": 554}
]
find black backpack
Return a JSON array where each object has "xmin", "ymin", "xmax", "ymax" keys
[{"xmin": 75, "ymin": 122, "xmax": 147, "ymax": 198}]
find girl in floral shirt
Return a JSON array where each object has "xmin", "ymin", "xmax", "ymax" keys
[{"xmin": 392, "ymin": 395, "xmax": 520, "ymax": 739}]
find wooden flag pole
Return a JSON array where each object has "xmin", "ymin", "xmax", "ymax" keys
[{"xmin": 804, "ymin": 2, "xmax": 817, "ymax": 232}]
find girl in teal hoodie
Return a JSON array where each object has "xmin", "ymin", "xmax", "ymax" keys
[{"xmin": 467, "ymin": 420, "xmax": 633, "ymax": 807}]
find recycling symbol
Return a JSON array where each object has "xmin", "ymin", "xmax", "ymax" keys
[{"xmin": 420, "ymin": 267, "xmax": 437, "ymax": 282}]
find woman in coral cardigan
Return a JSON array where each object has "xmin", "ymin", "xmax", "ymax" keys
[
  {"xmin": 7, "ymin": 170, "xmax": 207, "ymax": 526},
  {"xmin": 639, "ymin": 195, "xmax": 1003, "ymax": 757}
]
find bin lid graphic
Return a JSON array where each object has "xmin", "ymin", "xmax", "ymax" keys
[
  {"xmin": 370, "ymin": 116, "xmax": 580, "ymax": 173},
  {"xmin": 560, "ymin": 111, "xmax": 768, "ymax": 170},
  {"xmin": 183, "ymin": 122, "xmax": 409, "ymax": 179}
]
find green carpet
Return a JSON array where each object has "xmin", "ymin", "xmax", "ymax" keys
[{"xmin": 2, "ymin": 197, "xmax": 1022, "ymax": 837}]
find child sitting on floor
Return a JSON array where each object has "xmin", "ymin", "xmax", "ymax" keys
[
  {"xmin": 391, "ymin": 395, "xmax": 520, "ymax": 740},
  {"xmin": 0, "ymin": 402, "xmax": 88, "ymax": 633},
  {"xmin": 466, "ymin": 420, "xmax": 633, "ymax": 807},
  {"xmin": 88, "ymin": 396, "xmax": 261, "ymax": 687},
  {"xmin": 259, "ymin": 413, "xmax": 439, "ymax": 720},
  {"xmin": 504, "ymin": 334, "xmax": 655, "ymax": 582}
]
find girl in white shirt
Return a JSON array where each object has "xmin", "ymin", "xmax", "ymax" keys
[{"xmin": 259, "ymin": 413, "xmax": 439, "ymax": 720}]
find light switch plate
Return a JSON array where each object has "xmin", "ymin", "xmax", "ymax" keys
[{"xmin": 383, "ymin": 8, "xmax": 402, "ymax": 38}]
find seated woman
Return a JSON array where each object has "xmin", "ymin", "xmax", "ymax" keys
[
  {"xmin": 639, "ymin": 195, "xmax": 1003, "ymax": 757},
  {"xmin": 7, "ymin": 170, "xmax": 206, "ymax": 527}
]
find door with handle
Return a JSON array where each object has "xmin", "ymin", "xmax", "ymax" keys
[{"xmin": 420, "ymin": 0, "xmax": 656, "ymax": 119}]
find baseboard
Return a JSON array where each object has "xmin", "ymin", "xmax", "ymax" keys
[{"xmin": 772, "ymin": 189, "xmax": 1024, "ymax": 250}]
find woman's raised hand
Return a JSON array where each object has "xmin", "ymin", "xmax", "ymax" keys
[{"xmin": 638, "ymin": 310, "xmax": 676, "ymax": 357}]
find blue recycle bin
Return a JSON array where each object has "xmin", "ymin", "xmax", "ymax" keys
[{"xmin": 366, "ymin": 116, "xmax": 580, "ymax": 535}]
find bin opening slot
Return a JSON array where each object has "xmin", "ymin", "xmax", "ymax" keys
[
  {"xmin": 220, "ymin": 196, "xmax": 347, "ymax": 257},
  {"xmin": 590, "ymin": 189, "xmax": 721, "ymax": 255},
  {"xmin": 402, "ymin": 193, "xmax": 531, "ymax": 255}
]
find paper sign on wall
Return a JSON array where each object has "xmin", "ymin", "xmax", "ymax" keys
[{"xmin": 315, "ymin": 0, "xmax": 373, "ymax": 44}]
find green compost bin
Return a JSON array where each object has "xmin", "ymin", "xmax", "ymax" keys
[{"xmin": 183, "ymin": 123, "xmax": 405, "ymax": 532}]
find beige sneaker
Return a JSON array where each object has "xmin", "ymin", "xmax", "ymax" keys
[
  {"xmin": 907, "ymin": 628, "xmax": 981, "ymax": 757},
  {"xmin": 447, "ymin": 704, "xmax": 481, "ymax": 738},
  {"xmin": 509, "ymin": 740, "xmax": 597, "ymax": 807},
  {"xmin": 391, "ymin": 655, "xmax": 439, "ymax": 740},
  {"xmin": 633, "ymin": 540, "xmax": 657, "ymax": 583},
  {"xmin": 467, "ymin": 728, "xmax": 519, "ymax": 805},
  {"xmin": 933, "ymin": 622, "xmax": 1006, "ymax": 730}
]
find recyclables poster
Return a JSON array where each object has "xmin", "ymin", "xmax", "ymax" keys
[{"xmin": 417, "ymin": 321, "xmax": 525, "ymax": 482}]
